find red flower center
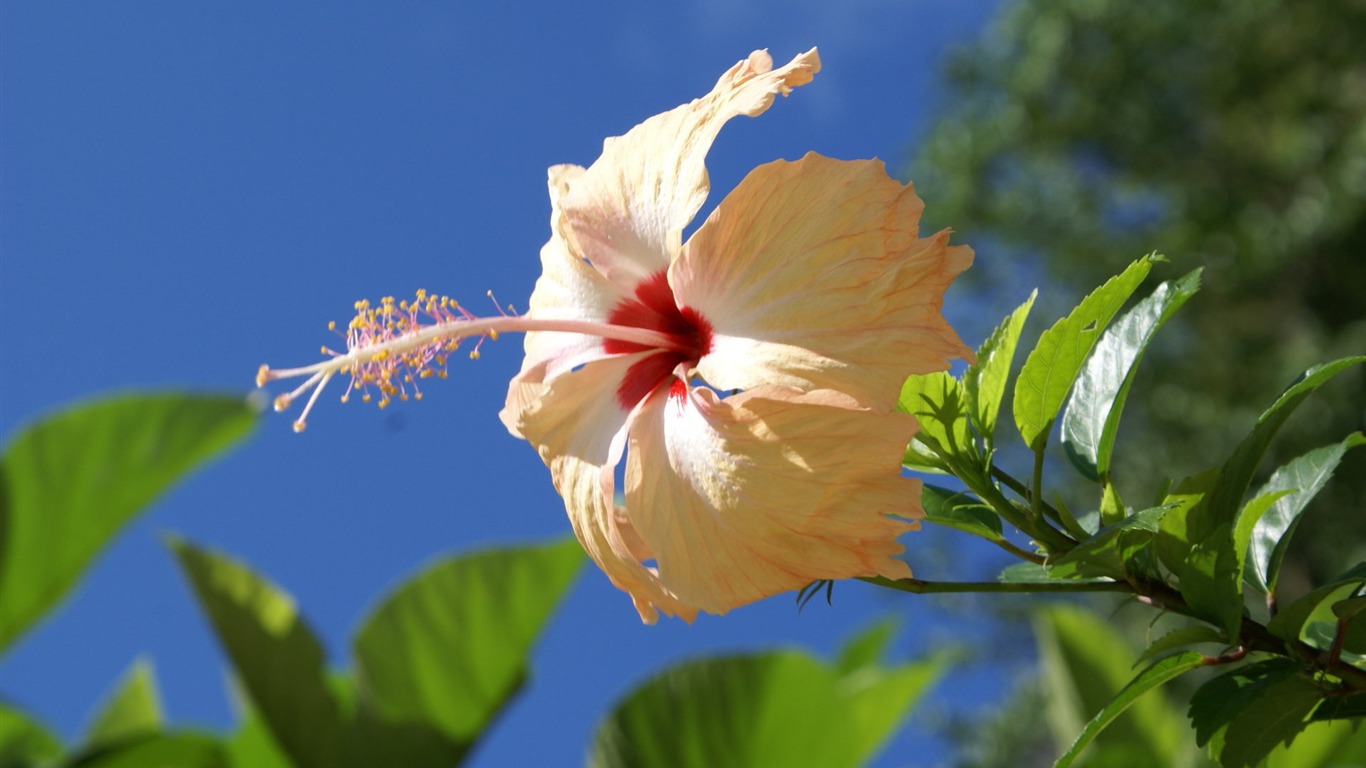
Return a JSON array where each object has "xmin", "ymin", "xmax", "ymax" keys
[{"xmin": 604, "ymin": 270, "xmax": 713, "ymax": 409}]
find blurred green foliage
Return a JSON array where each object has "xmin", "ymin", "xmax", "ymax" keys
[{"xmin": 911, "ymin": 0, "xmax": 1366, "ymax": 581}]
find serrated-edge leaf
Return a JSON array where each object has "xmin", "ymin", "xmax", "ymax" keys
[
  {"xmin": 1188, "ymin": 659, "xmax": 1300, "ymax": 748},
  {"xmin": 1061, "ymin": 270, "xmax": 1200, "ymax": 481},
  {"xmin": 1247, "ymin": 433, "xmax": 1366, "ymax": 593},
  {"xmin": 168, "ymin": 536, "xmax": 345, "ymax": 768},
  {"xmin": 1052, "ymin": 652, "xmax": 1205, "ymax": 768},
  {"xmin": 921, "ymin": 485, "xmax": 1002, "ymax": 541},
  {"xmin": 966, "ymin": 290, "xmax": 1036, "ymax": 439},
  {"xmin": 1047, "ymin": 506, "xmax": 1168, "ymax": 581},
  {"xmin": 897, "ymin": 372, "xmax": 972, "ymax": 460},
  {"xmin": 85, "ymin": 659, "xmax": 162, "ymax": 748},
  {"xmin": 1136, "ymin": 626, "xmax": 1226, "ymax": 664},
  {"xmin": 0, "ymin": 392, "xmax": 258, "ymax": 654},
  {"xmin": 1013, "ymin": 255, "xmax": 1155, "ymax": 450},
  {"xmin": 1194, "ymin": 357, "xmax": 1366, "ymax": 543},
  {"xmin": 1267, "ymin": 562, "xmax": 1366, "ymax": 643},
  {"xmin": 1217, "ymin": 674, "xmax": 1324, "ymax": 768}
]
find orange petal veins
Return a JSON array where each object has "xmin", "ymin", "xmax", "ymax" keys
[
  {"xmin": 621, "ymin": 384, "xmax": 918, "ymax": 620},
  {"xmin": 674, "ymin": 152, "xmax": 973, "ymax": 410},
  {"xmin": 553, "ymin": 49, "xmax": 821, "ymax": 294}
]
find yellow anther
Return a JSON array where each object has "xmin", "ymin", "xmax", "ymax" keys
[
  {"xmin": 256, "ymin": 365, "xmax": 271, "ymax": 387},
  {"xmin": 415, "ymin": 393, "xmax": 423, "ymax": 400},
  {"xmin": 328, "ymin": 320, "xmax": 337, "ymax": 331},
  {"xmin": 273, "ymin": 394, "xmax": 293, "ymax": 412},
  {"xmin": 292, "ymin": 420, "xmax": 307, "ymax": 433},
  {"xmin": 469, "ymin": 350, "xmax": 481, "ymax": 360},
  {"xmin": 489, "ymin": 329, "xmax": 499, "ymax": 341}
]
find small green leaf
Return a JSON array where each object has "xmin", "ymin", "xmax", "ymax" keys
[
  {"xmin": 1247, "ymin": 433, "xmax": 1366, "ymax": 593},
  {"xmin": 835, "ymin": 619, "xmax": 897, "ymax": 675},
  {"xmin": 85, "ymin": 659, "xmax": 162, "ymax": 748},
  {"xmin": 1047, "ymin": 506, "xmax": 1168, "ymax": 581},
  {"xmin": 352, "ymin": 538, "xmax": 582, "ymax": 750},
  {"xmin": 1052, "ymin": 651, "xmax": 1205, "ymax": 768},
  {"xmin": 224, "ymin": 713, "xmax": 293, "ymax": 768},
  {"xmin": 169, "ymin": 537, "xmax": 346, "ymax": 768},
  {"xmin": 1136, "ymin": 626, "xmax": 1226, "ymax": 664},
  {"xmin": 1013, "ymin": 255, "xmax": 1155, "ymax": 450},
  {"xmin": 1178, "ymin": 489, "xmax": 1291, "ymax": 640},
  {"xmin": 0, "ymin": 393, "xmax": 258, "ymax": 654},
  {"xmin": 1062, "ymin": 269, "xmax": 1200, "ymax": 481},
  {"xmin": 897, "ymin": 373, "xmax": 972, "ymax": 460},
  {"xmin": 1192, "ymin": 356, "xmax": 1366, "ymax": 544},
  {"xmin": 1154, "ymin": 467, "xmax": 1219, "ymax": 574},
  {"xmin": 1310, "ymin": 692, "xmax": 1366, "ymax": 722},
  {"xmin": 0, "ymin": 702, "xmax": 62, "ymax": 765},
  {"xmin": 1267, "ymin": 563, "xmax": 1366, "ymax": 645},
  {"xmin": 965, "ymin": 290, "xmax": 1036, "ymax": 439},
  {"xmin": 920, "ymin": 485, "xmax": 1002, "ymax": 541}
]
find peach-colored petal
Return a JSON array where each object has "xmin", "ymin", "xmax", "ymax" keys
[
  {"xmin": 672, "ymin": 153, "xmax": 973, "ymax": 408},
  {"xmin": 500, "ymin": 166, "xmax": 628, "ymax": 437},
  {"xmin": 621, "ymin": 383, "xmax": 918, "ymax": 619},
  {"xmin": 554, "ymin": 49, "xmax": 821, "ymax": 294}
]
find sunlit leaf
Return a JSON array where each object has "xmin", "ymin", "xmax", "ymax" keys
[
  {"xmin": 85, "ymin": 659, "xmax": 162, "ymax": 748},
  {"xmin": 1265, "ymin": 717, "xmax": 1366, "ymax": 768},
  {"xmin": 1013, "ymin": 255, "xmax": 1155, "ymax": 450},
  {"xmin": 352, "ymin": 539, "xmax": 582, "ymax": 747},
  {"xmin": 921, "ymin": 485, "xmax": 1001, "ymax": 542},
  {"xmin": 1247, "ymin": 433, "xmax": 1366, "ymax": 593},
  {"xmin": 169, "ymin": 537, "xmax": 345, "ymax": 768},
  {"xmin": 1047, "ymin": 506, "xmax": 1168, "ymax": 581},
  {"xmin": 589, "ymin": 647, "xmax": 944, "ymax": 768},
  {"xmin": 0, "ymin": 702, "xmax": 62, "ymax": 765},
  {"xmin": 1266, "ymin": 563, "xmax": 1366, "ymax": 645},
  {"xmin": 0, "ymin": 393, "xmax": 257, "ymax": 654},
  {"xmin": 1192, "ymin": 356, "xmax": 1365, "ymax": 544},
  {"xmin": 965, "ymin": 290, "xmax": 1035, "ymax": 439},
  {"xmin": 1052, "ymin": 652, "xmax": 1204, "ymax": 768},
  {"xmin": 1216, "ymin": 674, "xmax": 1323, "ymax": 768},
  {"xmin": 835, "ymin": 619, "xmax": 897, "ymax": 675},
  {"xmin": 62, "ymin": 732, "xmax": 227, "ymax": 768},
  {"xmin": 1181, "ymin": 490, "xmax": 1291, "ymax": 639},
  {"xmin": 1062, "ymin": 269, "xmax": 1200, "ymax": 481},
  {"xmin": 897, "ymin": 372, "xmax": 972, "ymax": 459}
]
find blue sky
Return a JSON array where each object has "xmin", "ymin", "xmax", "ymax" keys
[{"xmin": 1, "ymin": 2, "xmax": 1011, "ymax": 765}]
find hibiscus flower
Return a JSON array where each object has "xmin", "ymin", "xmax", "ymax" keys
[
  {"xmin": 498, "ymin": 48, "xmax": 973, "ymax": 622},
  {"xmin": 257, "ymin": 48, "xmax": 972, "ymax": 623}
]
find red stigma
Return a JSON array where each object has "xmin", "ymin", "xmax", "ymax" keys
[{"xmin": 605, "ymin": 270, "xmax": 713, "ymax": 409}]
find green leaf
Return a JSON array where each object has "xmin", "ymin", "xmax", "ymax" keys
[
  {"xmin": 1013, "ymin": 255, "xmax": 1155, "ymax": 450},
  {"xmin": 1136, "ymin": 626, "xmax": 1226, "ymax": 664},
  {"xmin": 897, "ymin": 372, "xmax": 972, "ymax": 459},
  {"xmin": 1192, "ymin": 356, "xmax": 1366, "ymax": 544},
  {"xmin": 0, "ymin": 702, "xmax": 62, "ymax": 766},
  {"xmin": 589, "ymin": 649, "xmax": 943, "ymax": 768},
  {"xmin": 0, "ymin": 393, "xmax": 258, "ymax": 654},
  {"xmin": 169, "ymin": 537, "xmax": 346, "ymax": 768},
  {"xmin": 1052, "ymin": 651, "xmax": 1205, "ymax": 768},
  {"xmin": 224, "ymin": 714, "xmax": 293, "ymax": 768},
  {"xmin": 965, "ymin": 290, "xmax": 1036, "ymax": 439},
  {"xmin": 1246, "ymin": 433, "xmax": 1366, "ymax": 593},
  {"xmin": 1062, "ymin": 269, "xmax": 1201, "ymax": 481},
  {"xmin": 62, "ymin": 732, "xmax": 228, "ymax": 768},
  {"xmin": 1047, "ymin": 505, "xmax": 1168, "ymax": 581},
  {"xmin": 1217, "ymin": 673, "xmax": 1324, "ymax": 768},
  {"xmin": 352, "ymin": 538, "xmax": 582, "ymax": 749},
  {"xmin": 1154, "ymin": 467, "xmax": 1219, "ymax": 574},
  {"xmin": 1035, "ymin": 604, "xmax": 1188, "ymax": 766},
  {"xmin": 920, "ymin": 485, "xmax": 1002, "ymax": 542},
  {"xmin": 1188, "ymin": 659, "xmax": 1300, "ymax": 748},
  {"xmin": 1265, "ymin": 717, "xmax": 1366, "ymax": 768},
  {"xmin": 85, "ymin": 659, "xmax": 162, "ymax": 748},
  {"xmin": 1180, "ymin": 490, "xmax": 1292, "ymax": 639},
  {"xmin": 998, "ymin": 563, "xmax": 1116, "ymax": 585},
  {"xmin": 1267, "ymin": 562, "xmax": 1366, "ymax": 645},
  {"xmin": 835, "ymin": 619, "xmax": 897, "ymax": 675}
]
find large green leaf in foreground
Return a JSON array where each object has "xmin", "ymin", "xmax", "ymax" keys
[
  {"xmin": 0, "ymin": 393, "xmax": 257, "ymax": 654},
  {"xmin": 590, "ymin": 625, "xmax": 945, "ymax": 768}
]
